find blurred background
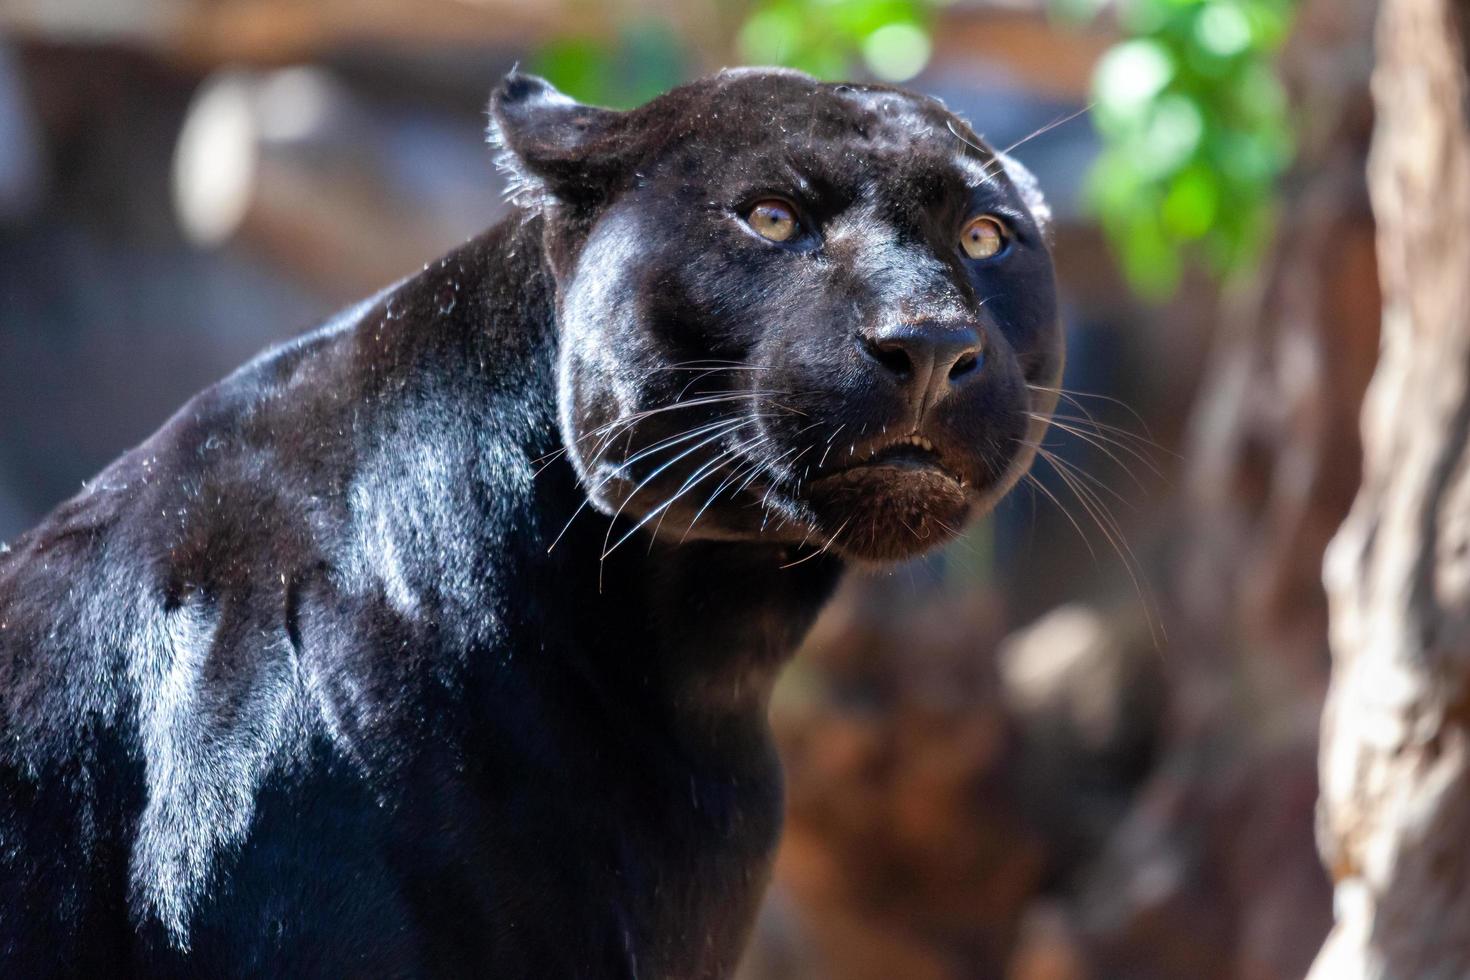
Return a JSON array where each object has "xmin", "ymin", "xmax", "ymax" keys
[{"xmin": 0, "ymin": 0, "xmax": 1378, "ymax": 977}]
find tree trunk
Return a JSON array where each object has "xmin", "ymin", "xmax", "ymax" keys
[{"xmin": 1313, "ymin": 1, "xmax": 1470, "ymax": 976}]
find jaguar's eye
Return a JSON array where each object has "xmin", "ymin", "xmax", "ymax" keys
[
  {"xmin": 960, "ymin": 215, "xmax": 1007, "ymax": 260},
  {"xmin": 747, "ymin": 199, "xmax": 799, "ymax": 243}
]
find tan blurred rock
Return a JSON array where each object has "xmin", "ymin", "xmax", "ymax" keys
[{"xmin": 1006, "ymin": 903, "xmax": 1090, "ymax": 980}]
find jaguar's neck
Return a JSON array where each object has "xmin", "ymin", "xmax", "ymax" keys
[
  {"xmin": 513, "ymin": 217, "xmax": 843, "ymax": 716},
  {"xmin": 376, "ymin": 214, "xmax": 843, "ymax": 724}
]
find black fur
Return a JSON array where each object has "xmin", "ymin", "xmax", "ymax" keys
[{"xmin": 0, "ymin": 69, "xmax": 1061, "ymax": 977}]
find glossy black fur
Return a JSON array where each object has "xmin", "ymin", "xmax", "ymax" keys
[{"xmin": 0, "ymin": 69, "xmax": 1060, "ymax": 977}]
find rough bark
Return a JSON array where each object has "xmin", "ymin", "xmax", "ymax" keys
[{"xmin": 1313, "ymin": 0, "xmax": 1470, "ymax": 976}]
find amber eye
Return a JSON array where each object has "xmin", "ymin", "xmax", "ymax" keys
[
  {"xmin": 960, "ymin": 215, "xmax": 1007, "ymax": 260},
  {"xmin": 747, "ymin": 199, "xmax": 799, "ymax": 243}
]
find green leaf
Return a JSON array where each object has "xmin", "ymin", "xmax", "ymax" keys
[
  {"xmin": 1060, "ymin": 0, "xmax": 1297, "ymax": 297},
  {"xmin": 862, "ymin": 22, "xmax": 933, "ymax": 81},
  {"xmin": 1094, "ymin": 39, "xmax": 1176, "ymax": 122}
]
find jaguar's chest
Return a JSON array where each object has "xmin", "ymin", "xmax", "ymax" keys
[{"xmin": 445, "ymin": 698, "xmax": 788, "ymax": 978}]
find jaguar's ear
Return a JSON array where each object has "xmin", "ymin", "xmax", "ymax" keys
[
  {"xmin": 488, "ymin": 72, "xmax": 630, "ymax": 209},
  {"xmin": 996, "ymin": 150, "xmax": 1053, "ymax": 239}
]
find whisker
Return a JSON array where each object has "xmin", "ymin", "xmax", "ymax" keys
[
  {"xmin": 602, "ymin": 439, "xmax": 749, "ymax": 560},
  {"xmin": 1030, "ymin": 415, "xmax": 1161, "ymax": 486},
  {"xmin": 1039, "ymin": 448, "xmax": 1134, "ymax": 560},
  {"xmin": 650, "ymin": 439, "xmax": 752, "ymax": 545},
  {"xmin": 531, "ymin": 445, "xmax": 568, "ymax": 476},
  {"xmin": 579, "ymin": 390, "xmax": 788, "ymax": 445},
  {"xmin": 598, "ymin": 415, "xmax": 760, "ymax": 481},
  {"xmin": 1026, "ymin": 443, "xmax": 1134, "ymax": 512},
  {"xmin": 1045, "ymin": 412, "xmax": 1170, "ymax": 455},
  {"xmin": 545, "ymin": 416, "xmax": 752, "ymax": 554},
  {"xmin": 1032, "ymin": 447, "xmax": 1165, "ymax": 649},
  {"xmin": 649, "ymin": 359, "xmax": 750, "ymax": 370},
  {"xmin": 780, "ymin": 516, "xmax": 851, "ymax": 569},
  {"xmin": 761, "ymin": 421, "xmax": 826, "ymax": 477},
  {"xmin": 1022, "ymin": 470, "xmax": 1097, "ymax": 564},
  {"xmin": 733, "ymin": 458, "xmax": 773, "ymax": 499},
  {"xmin": 1027, "ymin": 383, "xmax": 1162, "ymax": 445},
  {"xmin": 681, "ymin": 434, "xmax": 775, "ymax": 542},
  {"xmin": 1027, "ymin": 396, "xmax": 1167, "ymax": 461},
  {"xmin": 540, "ymin": 409, "xmax": 756, "ymax": 480},
  {"xmin": 952, "ymin": 105, "xmax": 1094, "ymax": 184},
  {"xmin": 765, "ymin": 441, "xmax": 819, "ymax": 510},
  {"xmin": 947, "ymin": 119, "xmax": 991, "ymax": 166},
  {"xmin": 580, "ymin": 392, "xmax": 790, "ymax": 470},
  {"xmin": 996, "ymin": 105, "xmax": 1093, "ymax": 159},
  {"xmin": 597, "ymin": 420, "xmax": 750, "ymax": 532},
  {"xmin": 929, "ymin": 517, "xmax": 992, "ymax": 565},
  {"xmin": 733, "ymin": 442, "xmax": 800, "ymax": 507},
  {"xmin": 817, "ymin": 423, "xmax": 847, "ymax": 470},
  {"xmin": 672, "ymin": 368, "xmax": 766, "ymax": 401}
]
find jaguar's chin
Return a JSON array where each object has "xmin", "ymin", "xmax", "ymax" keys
[{"xmin": 806, "ymin": 460, "xmax": 974, "ymax": 563}]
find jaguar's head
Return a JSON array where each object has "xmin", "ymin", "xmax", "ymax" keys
[{"xmin": 490, "ymin": 67, "xmax": 1062, "ymax": 563}]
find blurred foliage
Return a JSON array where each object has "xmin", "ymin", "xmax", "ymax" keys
[
  {"xmin": 1058, "ymin": 0, "xmax": 1297, "ymax": 297},
  {"xmin": 530, "ymin": 19, "xmax": 688, "ymax": 108},
  {"xmin": 533, "ymin": 0, "xmax": 1297, "ymax": 299},
  {"xmin": 534, "ymin": 0, "xmax": 942, "ymax": 107},
  {"xmin": 736, "ymin": 0, "xmax": 938, "ymax": 82}
]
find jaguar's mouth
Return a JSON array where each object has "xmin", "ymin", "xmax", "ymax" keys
[
  {"xmin": 828, "ymin": 433, "xmax": 968, "ymax": 488},
  {"xmin": 801, "ymin": 431, "xmax": 976, "ymax": 562}
]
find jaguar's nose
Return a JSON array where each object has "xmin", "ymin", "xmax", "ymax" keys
[{"xmin": 860, "ymin": 320, "xmax": 984, "ymax": 416}]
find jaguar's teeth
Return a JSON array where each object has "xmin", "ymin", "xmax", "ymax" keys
[{"xmin": 868, "ymin": 434, "xmax": 937, "ymax": 457}]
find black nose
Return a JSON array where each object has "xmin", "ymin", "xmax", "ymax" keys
[{"xmin": 860, "ymin": 321, "xmax": 984, "ymax": 417}]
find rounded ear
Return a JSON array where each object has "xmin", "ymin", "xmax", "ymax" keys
[
  {"xmin": 487, "ymin": 72, "xmax": 630, "ymax": 209},
  {"xmin": 995, "ymin": 150, "xmax": 1053, "ymax": 238}
]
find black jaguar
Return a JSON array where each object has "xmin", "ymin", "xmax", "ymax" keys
[{"xmin": 0, "ymin": 68, "xmax": 1061, "ymax": 977}]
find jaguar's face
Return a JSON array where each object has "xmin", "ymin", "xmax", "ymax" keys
[{"xmin": 491, "ymin": 68, "xmax": 1062, "ymax": 563}]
